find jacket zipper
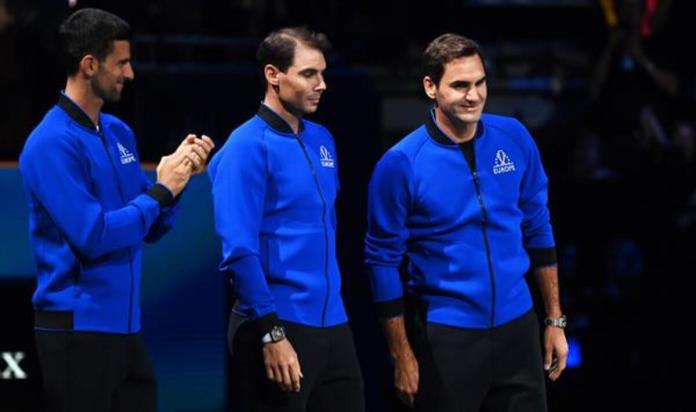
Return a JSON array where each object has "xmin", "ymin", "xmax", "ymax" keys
[
  {"xmin": 98, "ymin": 128, "xmax": 136, "ymax": 333},
  {"xmin": 293, "ymin": 135, "xmax": 330, "ymax": 327},
  {"xmin": 460, "ymin": 142, "xmax": 496, "ymax": 328}
]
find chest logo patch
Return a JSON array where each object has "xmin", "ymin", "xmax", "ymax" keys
[
  {"xmin": 319, "ymin": 145, "xmax": 335, "ymax": 168},
  {"xmin": 117, "ymin": 142, "xmax": 136, "ymax": 165},
  {"xmin": 493, "ymin": 149, "xmax": 515, "ymax": 175}
]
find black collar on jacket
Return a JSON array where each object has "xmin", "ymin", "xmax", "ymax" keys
[
  {"xmin": 57, "ymin": 93, "xmax": 100, "ymax": 131},
  {"xmin": 257, "ymin": 103, "xmax": 304, "ymax": 134},
  {"xmin": 424, "ymin": 108, "xmax": 483, "ymax": 146}
]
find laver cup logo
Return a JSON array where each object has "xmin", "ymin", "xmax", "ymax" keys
[
  {"xmin": 117, "ymin": 142, "xmax": 136, "ymax": 165},
  {"xmin": 493, "ymin": 150, "xmax": 515, "ymax": 175},
  {"xmin": 319, "ymin": 145, "xmax": 335, "ymax": 168}
]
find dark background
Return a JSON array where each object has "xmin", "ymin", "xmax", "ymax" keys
[{"xmin": 2, "ymin": 0, "xmax": 694, "ymax": 410}]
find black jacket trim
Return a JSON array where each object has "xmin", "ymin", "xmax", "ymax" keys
[
  {"xmin": 424, "ymin": 108, "xmax": 483, "ymax": 146},
  {"xmin": 528, "ymin": 247, "xmax": 558, "ymax": 269},
  {"xmin": 35, "ymin": 310, "xmax": 74, "ymax": 329},
  {"xmin": 256, "ymin": 103, "xmax": 304, "ymax": 134},
  {"xmin": 376, "ymin": 298, "xmax": 404, "ymax": 318},
  {"xmin": 255, "ymin": 312, "xmax": 282, "ymax": 337},
  {"xmin": 458, "ymin": 140, "xmax": 476, "ymax": 171},
  {"xmin": 57, "ymin": 93, "xmax": 99, "ymax": 131},
  {"xmin": 146, "ymin": 183, "xmax": 175, "ymax": 208}
]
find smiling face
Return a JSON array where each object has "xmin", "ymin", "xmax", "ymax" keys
[
  {"xmin": 424, "ymin": 53, "xmax": 487, "ymax": 133},
  {"xmin": 91, "ymin": 40, "xmax": 134, "ymax": 103},
  {"xmin": 274, "ymin": 42, "xmax": 327, "ymax": 117}
]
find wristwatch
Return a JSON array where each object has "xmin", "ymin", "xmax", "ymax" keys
[
  {"xmin": 544, "ymin": 314, "xmax": 567, "ymax": 329},
  {"xmin": 261, "ymin": 325, "xmax": 286, "ymax": 344}
]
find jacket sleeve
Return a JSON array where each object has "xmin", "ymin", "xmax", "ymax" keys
[
  {"xmin": 20, "ymin": 135, "xmax": 167, "ymax": 260},
  {"xmin": 209, "ymin": 132, "xmax": 279, "ymax": 329},
  {"xmin": 365, "ymin": 150, "xmax": 413, "ymax": 318},
  {"xmin": 141, "ymin": 174, "xmax": 181, "ymax": 243},
  {"xmin": 517, "ymin": 121, "xmax": 557, "ymax": 268}
]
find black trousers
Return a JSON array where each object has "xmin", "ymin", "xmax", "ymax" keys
[
  {"xmin": 228, "ymin": 315, "xmax": 365, "ymax": 412},
  {"xmin": 409, "ymin": 309, "xmax": 547, "ymax": 412},
  {"xmin": 34, "ymin": 331, "xmax": 156, "ymax": 412}
]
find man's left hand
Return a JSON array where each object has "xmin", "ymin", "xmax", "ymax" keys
[
  {"xmin": 176, "ymin": 134, "xmax": 215, "ymax": 175},
  {"xmin": 543, "ymin": 326, "xmax": 568, "ymax": 381}
]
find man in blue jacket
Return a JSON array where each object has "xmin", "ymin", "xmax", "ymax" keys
[
  {"xmin": 19, "ymin": 8, "xmax": 213, "ymax": 412},
  {"xmin": 365, "ymin": 33, "xmax": 568, "ymax": 412},
  {"xmin": 209, "ymin": 27, "xmax": 364, "ymax": 411}
]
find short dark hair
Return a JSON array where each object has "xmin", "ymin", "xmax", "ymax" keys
[
  {"xmin": 59, "ymin": 8, "xmax": 131, "ymax": 76},
  {"xmin": 256, "ymin": 27, "xmax": 331, "ymax": 74},
  {"xmin": 423, "ymin": 33, "xmax": 486, "ymax": 86}
]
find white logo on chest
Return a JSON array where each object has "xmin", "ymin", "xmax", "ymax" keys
[
  {"xmin": 493, "ymin": 149, "xmax": 515, "ymax": 175},
  {"xmin": 319, "ymin": 145, "xmax": 335, "ymax": 168},
  {"xmin": 117, "ymin": 142, "xmax": 136, "ymax": 165}
]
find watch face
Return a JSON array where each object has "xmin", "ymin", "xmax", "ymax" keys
[{"xmin": 271, "ymin": 326, "xmax": 285, "ymax": 341}]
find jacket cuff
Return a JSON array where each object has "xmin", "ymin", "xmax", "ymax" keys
[
  {"xmin": 170, "ymin": 188, "xmax": 184, "ymax": 206},
  {"xmin": 146, "ymin": 183, "xmax": 175, "ymax": 208},
  {"xmin": 255, "ymin": 312, "xmax": 282, "ymax": 337},
  {"xmin": 367, "ymin": 265, "xmax": 404, "ymax": 303},
  {"xmin": 528, "ymin": 247, "xmax": 557, "ymax": 269},
  {"xmin": 376, "ymin": 298, "xmax": 404, "ymax": 319}
]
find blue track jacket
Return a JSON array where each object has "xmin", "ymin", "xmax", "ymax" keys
[
  {"xmin": 19, "ymin": 93, "xmax": 179, "ymax": 334},
  {"xmin": 209, "ymin": 103, "xmax": 347, "ymax": 332},
  {"xmin": 365, "ymin": 111, "xmax": 557, "ymax": 329}
]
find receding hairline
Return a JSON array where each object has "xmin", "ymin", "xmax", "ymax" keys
[
  {"xmin": 278, "ymin": 32, "xmax": 325, "ymax": 54},
  {"xmin": 277, "ymin": 36, "xmax": 326, "ymax": 71}
]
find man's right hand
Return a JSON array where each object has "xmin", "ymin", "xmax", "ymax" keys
[
  {"xmin": 394, "ymin": 348, "xmax": 419, "ymax": 408},
  {"xmin": 382, "ymin": 315, "xmax": 419, "ymax": 408},
  {"xmin": 262, "ymin": 338, "xmax": 303, "ymax": 393},
  {"xmin": 155, "ymin": 157, "xmax": 191, "ymax": 197}
]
